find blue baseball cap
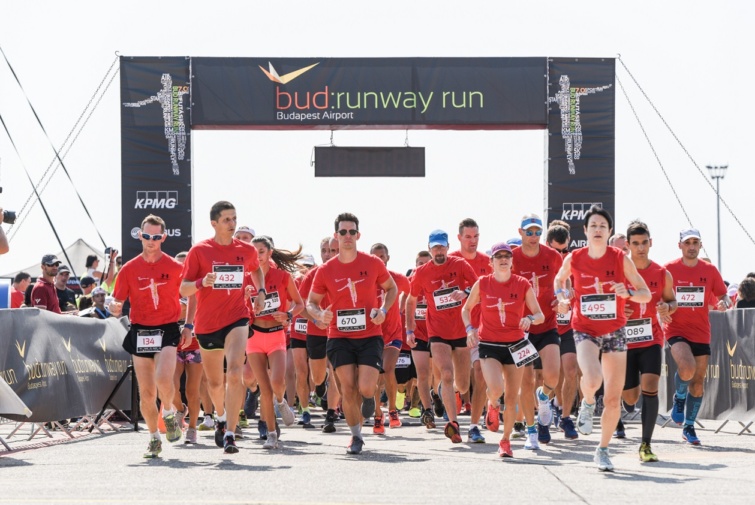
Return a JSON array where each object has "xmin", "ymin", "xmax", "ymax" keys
[
  {"xmin": 506, "ymin": 237, "xmax": 522, "ymax": 247},
  {"xmin": 679, "ymin": 228, "xmax": 701, "ymax": 242},
  {"xmin": 428, "ymin": 230, "xmax": 449, "ymax": 248},
  {"xmin": 521, "ymin": 217, "xmax": 543, "ymax": 230}
]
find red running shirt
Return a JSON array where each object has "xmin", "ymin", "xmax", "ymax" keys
[
  {"xmin": 181, "ymin": 238, "xmax": 260, "ymax": 334},
  {"xmin": 379, "ymin": 270, "xmax": 411, "ymax": 344},
  {"xmin": 625, "ymin": 261, "xmax": 668, "ymax": 349},
  {"xmin": 10, "ymin": 287, "xmax": 25, "ymax": 308},
  {"xmin": 663, "ymin": 258, "xmax": 726, "ymax": 344},
  {"xmin": 478, "ymin": 274, "xmax": 532, "ymax": 343},
  {"xmin": 291, "ymin": 276, "xmax": 307, "ymax": 342},
  {"xmin": 449, "ymin": 250, "xmax": 491, "ymax": 326},
  {"xmin": 114, "ymin": 253, "xmax": 183, "ymax": 326},
  {"xmin": 311, "ymin": 252, "xmax": 391, "ymax": 339},
  {"xmin": 512, "ymin": 245, "xmax": 563, "ymax": 332},
  {"xmin": 409, "ymin": 256, "xmax": 478, "ymax": 340},
  {"xmin": 570, "ymin": 246, "xmax": 627, "ymax": 336},
  {"xmin": 299, "ymin": 265, "xmax": 329, "ymax": 337}
]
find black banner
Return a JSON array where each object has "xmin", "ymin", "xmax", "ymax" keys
[
  {"xmin": 660, "ymin": 309, "xmax": 755, "ymax": 422},
  {"xmin": 191, "ymin": 57, "xmax": 547, "ymax": 129},
  {"xmin": 120, "ymin": 57, "xmax": 192, "ymax": 262},
  {"xmin": 314, "ymin": 146, "xmax": 425, "ymax": 177},
  {"xmin": 547, "ymin": 58, "xmax": 615, "ymax": 247},
  {"xmin": 0, "ymin": 309, "xmax": 131, "ymax": 422}
]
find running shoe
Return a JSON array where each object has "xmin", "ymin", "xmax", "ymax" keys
[
  {"xmin": 263, "ymin": 432, "xmax": 280, "ymax": 450},
  {"xmin": 444, "ymin": 421, "xmax": 462, "ymax": 443},
  {"xmin": 559, "ymin": 417, "xmax": 579, "ymax": 440},
  {"xmin": 551, "ymin": 399, "xmax": 562, "ymax": 430},
  {"xmin": 361, "ymin": 396, "xmax": 376, "ymax": 419},
  {"xmin": 456, "ymin": 392, "xmax": 463, "ymax": 415},
  {"xmin": 184, "ymin": 427, "xmax": 197, "ymax": 444},
  {"xmin": 462, "ymin": 402, "xmax": 472, "ymax": 416},
  {"xmin": 442, "ymin": 411, "xmax": 449, "ymax": 422},
  {"xmin": 576, "ymin": 399, "xmax": 595, "ymax": 436},
  {"xmin": 498, "ymin": 439, "xmax": 513, "ymax": 458},
  {"xmin": 315, "ymin": 372, "xmax": 328, "ymax": 399},
  {"xmin": 485, "ymin": 402, "xmax": 500, "ymax": 433},
  {"xmin": 433, "ymin": 386, "xmax": 445, "ymax": 418},
  {"xmin": 198, "ymin": 415, "xmax": 214, "ymax": 431},
  {"xmin": 467, "ymin": 426, "xmax": 485, "ymax": 443},
  {"xmin": 373, "ymin": 415, "xmax": 385, "ymax": 435},
  {"xmin": 421, "ymin": 408, "xmax": 436, "ymax": 430},
  {"xmin": 537, "ymin": 422, "xmax": 551, "ymax": 444},
  {"xmin": 276, "ymin": 398, "xmax": 296, "ymax": 427},
  {"xmin": 346, "ymin": 436, "xmax": 365, "ymax": 455},
  {"xmin": 214, "ymin": 420, "xmax": 227, "ymax": 447},
  {"xmin": 672, "ymin": 393, "xmax": 686, "ymax": 425},
  {"xmin": 299, "ymin": 411, "xmax": 312, "ymax": 426},
  {"xmin": 238, "ymin": 410, "xmax": 249, "ymax": 428},
  {"xmin": 614, "ymin": 419, "xmax": 626, "ymax": 439},
  {"xmin": 623, "ymin": 399, "xmax": 636, "ymax": 413},
  {"xmin": 143, "ymin": 438, "xmax": 162, "ymax": 458},
  {"xmin": 320, "ymin": 396, "xmax": 328, "ymax": 412},
  {"xmin": 234, "ymin": 425, "xmax": 243, "ymax": 438},
  {"xmin": 258, "ymin": 420, "xmax": 268, "ymax": 440},
  {"xmin": 639, "ymin": 442, "xmax": 659, "ymax": 462},
  {"xmin": 536, "ymin": 387, "xmax": 553, "ymax": 426},
  {"xmin": 524, "ymin": 431, "xmax": 540, "ymax": 450},
  {"xmin": 594, "ymin": 395, "xmax": 604, "ymax": 416},
  {"xmin": 408, "ymin": 407, "xmax": 421, "ymax": 418},
  {"xmin": 682, "ymin": 424, "xmax": 701, "ymax": 445},
  {"xmin": 177, "ymin": 404, "xmax": 188, "ymax": 430},
  {"xmin": 594, "ymin": 447, "xmax": 614, "ymax": 472},
  {"xmin": 223, "ymin": 434, "xmax": 239, "ymax": 454},
  {"xmin": 512, "ymin": 422, "xmax": 526, "ymax": 439},
  {"xmin": 388, "ymin": 410, "xmax": 402, "ymax": 428},
  {"xmin": 322, "ymin": 409, "xmax": 337, "ymax": 433},
  {"xmin": 163, "ymin": 413, "xmax": 182, "ymax": 443}
]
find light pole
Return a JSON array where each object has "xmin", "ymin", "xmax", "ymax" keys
[{"xmin": 706, "ymin": 164, "xmax": 728, "ymax": 272}]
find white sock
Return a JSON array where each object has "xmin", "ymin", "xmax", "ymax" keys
[
  {"xmin": 216, "ymin": 411, "xmax": 227, "ymax": 422},
  {"xmin": 349, "ymin": 424, "xmax": 361, "ymax": 438},
  {"xmin": 150, "ymin": 431, "xmax": 160, "ymax": 440}
]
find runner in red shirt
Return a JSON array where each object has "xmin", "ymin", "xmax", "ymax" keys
[
  {"xmin": 462, "ymin": 242, "xmax": 544, "ymax": 458},
  {"xmin": 110, "ymin": 215, "xmax": 186, "ymax": 457},
  {"xmin": 10, "ymin": 272, "xmax": 31, "ymax": 308},
  {"xmin": 554, "ymin": 206, "xmax": 650, "ymax": 472},
  {"xmin": 369, "ymin": 243, "xmax": 411, "ymax": 433},
  {"xmin": 664, "ymin": 227, "xmax": 729, "ymax": 446},
  {"xmin": 306, "ymin": 213, "xmax": 397, "ymax": 455},
  {"xmin": 449, "ymin": 218, "xmax": 491, "ymax": 444},
  {"xmin": 30, "ymin": 254, "xmax": 62, "ymax": 313},
  {"xmin": 179, "ymin": 201, "xmax": 265, "ymax": 455},
  {"xmin": 545, "ymin": 220, "xmax": 580, "ymax": 439},
  {"xmin": 617, "ymin": 220, "xmax": 676, "ymax": 461},
  {"xmin": 406, "ymin": 230, "xmax": 478, "ymax": 444},
  {"xmin": 512, "ymin": 214, "xmax": 563, "ymax": 449},
  {"xmin": 289, "ymin": 252, "xmax": 316, "ymax": 430},
  {"xmin": 244, "ymin": 236, "xmax": 305, "ymax": 450}
]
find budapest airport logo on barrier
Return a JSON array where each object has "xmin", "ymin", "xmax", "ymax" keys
[
  {"xmin": 727, "ymin": 340, "xmax": 738, "ymax": 357},
  {"xmin": 259, "ymin": 62, "xmax": 319, "ymax": 85},
  {"xmin": 123, "ymin": 74, "xmax": 188, "ymax": 176},
  {"xmin": 548, "ymin": 75, "xmax": 611, "ymax": 175},
  {"xmin": 15, "ymin": 339, "xmax": 26, "ymax": 359}
]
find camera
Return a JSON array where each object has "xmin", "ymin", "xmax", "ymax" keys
[
  {"xmin": 0, "ymin": 187, "xmax": 17, "ymax": 225},
  {"xmin": 105, "ymin": 247, "xmax": 113, "ymax": 255}
]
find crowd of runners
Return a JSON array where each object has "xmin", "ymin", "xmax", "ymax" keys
[{"xmin": 110, "ymin": 201, "xmax": 731, "ymax": 472}]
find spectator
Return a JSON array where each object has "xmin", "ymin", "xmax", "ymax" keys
[
  {"xmin": 89, "ymin": 287, "xmax": 112, "ymax": 319},
  {"xmin": 30, "ymin": 254, "xmax": 62, "ymax": 313},
  {"xmin": 55, "ymin": 265, "xmax": 79, "ymax": 313},
  {"xmin": 736, "ymin": 278, "xmax": 755, "ymax": 308},
  {"xmin": 0, "ymin": 208, "xmax": 8, "ymax": 255},
  {"xmin": 85, "ymin": 251, "xmax": 117, "ymax": 288},
  {"xmin": 10, "ymin": 272, "xmax": 31, "ymax": 308},
  {"xmin": 77, "ymin": 276, "xmax": 97, "ymax": 310}
]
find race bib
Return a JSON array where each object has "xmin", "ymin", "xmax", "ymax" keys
[
  {"xmin": 396, "ymin": 353, "xmax": 411, "ymax": 368},
  {"xmin": 676, "ymin": 286, "xmax": 705, "ymax": 308},
  {"xmin": 415, "ymin": 304, "xmax": 427, "ymax": 320},
  {"xmin": 294, "ymin": 318, "xmax": 308, "ymax": 334},
  {"xmin": 509, "ymin": 339, "xmax": 539, "ymax": 368},
  {"xmin": 625, "ymin": 318, "xmax": 653, "ymax": 344},
  {"xmin": 213, "ymin": 265, "xmax": 243, "ymax": 289},
  {"xmin": 433, "ymin": 287, "xmax": 461, "ymax": 311},
  {"xmin": 136, "ymin": 329, "xmax": 163, "ymax": 354},
  {"xmin": 255, "ymin": 291, "xmax": 281, "ymax": 316},
  {"xmin": 580, "ymin": 293, "xmax": 617, "ymax": 320},
  {"xmin": 336, "ymin": 308, "xmax": 366, "ymax": 332},
  {"xmin": 556, "ymin": 309, "xmax": 572, "ymax": 325}
]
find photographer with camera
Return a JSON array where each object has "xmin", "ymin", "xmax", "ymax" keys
[{"xmin": 85, "ymin": 248, "xmax": 117, "ymax": 290}]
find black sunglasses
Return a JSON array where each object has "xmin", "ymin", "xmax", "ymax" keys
[
  {"xmin": 337, "ymin": 229, "xmax": 358, "ymax": 236},
  {"xmin": 552, "ymin": 246, "xmax": 569, "ymax": 254},
  {"xmin": 493, "ymin": 253, "xmax": 513, "ymax": 260}
]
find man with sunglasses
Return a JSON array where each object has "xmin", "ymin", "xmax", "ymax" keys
[
  {"xmin": 109, "ymin": 214, "xmax": 186, "ymax": 458},
  {"xmin": 512, "ymin": 214, "xmax": 564, "ymax": 449},
  {"xmin": 307, "ymin": 213, "xmax": 397, "ymax": 455},
  {"xmin": 180, "ymin": 201, "xmax": 266, "ymax": 454},
  {"xmin": 31, "ymin": 254, "xmax": 63, "ymax": 313},
  {"xmin": 406, "ymin": 230, "xmax": 478, "ymax": 444},
  {"xmin": 545, "ymin": 221, "xmax": 579, "ymax": 439}
]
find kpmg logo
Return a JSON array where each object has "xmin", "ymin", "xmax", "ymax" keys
[
  {"xmin": 561, "ymin": 202, "xmax": 603, "ymax": 222},
  {"xmin": 259, "ymin": 62, "xmax": 320, "ymax": 85},
  {"xmin": 135, "ymin": 191, "xmax": 178, "ymax": 210}
]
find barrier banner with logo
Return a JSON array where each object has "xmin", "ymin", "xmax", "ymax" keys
[
  {"xmin": 547, "ymin": 58, "xmax": 615, "ymax": 247},
  {"xmin": 120, "ymin": 56, "xmax": 192, "ymax": 261},
  {"xmin": 0, "ymin": 309, "xmax": 132, "ymax": 422},
  {"xmin": 660, "ymin": 309, "xmax": 755, "ymax": 423}
]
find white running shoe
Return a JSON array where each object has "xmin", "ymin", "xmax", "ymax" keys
[
  {"xmin": 594, "ymin": 447, "xmax": 614, "ymax": 471},
  {"xmin": 263, "ymin": 431, "xmax": 281, "ymax": 449},
  {"xmin": 577, "ymin": 399, "xmax": 595, "ymax": 436},
  {"xmin": 524, "ymin": 431, "xmax": 540, "ymax": 450},
  {"xmin": 536, "ymin": 387, "xmax": 553, "ymax": 426},
  {"xmin": 276, "ymin": 398, "xmax": 296, "ymax": 427}
]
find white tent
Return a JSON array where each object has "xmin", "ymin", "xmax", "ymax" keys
[{"xmin": 1, "ymin": 238, "xmax": 105, "ymax": 279}]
